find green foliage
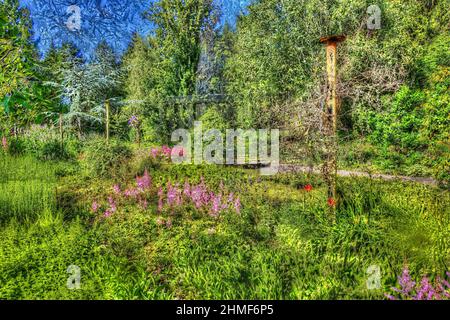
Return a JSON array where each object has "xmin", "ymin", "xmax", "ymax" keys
[
  {"xmin": 366, "ymin": 33, "xmax": 450, "ymax": 186},
  {"xmin": 123, "ymin": 0, "xmax": 218, "ymax": 141},
  {"xmin": 0, "ymin": 153, "xmax": 449, "ymax": 299},
  {"xmin": 198, "ymin": 105, "xmax": 229, "ymax": 133},
  {"xmin": 81, "ymin": 138, "xmax": 132, "ymax": 179},
  {"xmin": 0, "ymin": 155, "xmax": 57, "ymax": 224},
  {"xmin": 0, "ymin": 0, "xmax": 35, "ymax": 98}
]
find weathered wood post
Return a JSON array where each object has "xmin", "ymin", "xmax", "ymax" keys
[
  {"xmin": 59, "ymin": 113, "xmax": 64, "ymax": 150},
  {"xmin": 319, "ymin": 35, "xmax": 346, "ymax": 208}
]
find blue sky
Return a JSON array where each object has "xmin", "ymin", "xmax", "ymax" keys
[{"xmin": 20, "ymin": 0, "xmax": 251, "ymax": 60}]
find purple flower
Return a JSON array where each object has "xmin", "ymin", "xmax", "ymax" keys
[
  {"xmin": 161, "ymin": 145, "xmax": 172, "ymax": 158},
  {"xmin": 167, "ymin": 183, "xmax": 177, "ymax": 206},
  {"xmin": 234, "ymin": 197, "xmax": 241, "ymax": 215},
  {"xmin": 128, "ymin": 115, "xmax": 140, "ymax": 128},
  {"xmin": 108, "ymin": 196, "xmax": 117, "ymax": 213},
  {"xmin": 392, "ymin": 267, "xmax": 415, "ymax": 296},
  {"xmin": 151, "ymin": 148, "xmax": 159, "ymax": 158},
  {"xmin": 91, "ymin": 201, "xmax": 100, "ymax": 213},
  {"xmin": 136, "ymin": 170, "xmax": 151, "ymax": 190},
  {"xmin": 124, "ymin": 188, "xmax": 140, "ymax": 198},
  {"xmin": 183, "ymin": 181, "xmax": 191, "ymax": 197},
  {"xmin": 113, "ymin": 184, "xmax": 121, "ymax": 195},
  {"xmin": 211, "ymin": 195, "xmax": 222, "ymax": 217},
  {"xmin": 387, "ymin": 267, "xmax": 450, "ymax": 300}
]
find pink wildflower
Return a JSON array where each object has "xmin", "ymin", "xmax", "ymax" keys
[
  {"xmin": 108, "ymin": 196, "xmax": 117, "ymax": 213},
  {"xmin": 167, "ymin": 183, "xmax": 177, "ymax": 206},
  {"xmin": 234, "ymin": 197, "xmax": 241, "ymax": 215},
  {"xmin": 151, "ymin": 148, "xmax": 159, "ymax": 158},
  {"xmin": 113, "ymin": 184, "xmax": 121, "ymax": 195},
  {"xmin": 91, "ymin": 201, "xmax": 100, "ymax": 213},
  {"xmin": 136, "ymin": 170, "xmax": 151, "ymax": 190},
  {"xmin": 183, "ymin": 181, "xmax": 191, "ymax": 197}
]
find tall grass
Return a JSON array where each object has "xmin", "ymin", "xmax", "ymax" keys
[{"xmin": 0, "ymin": 155, "xmax": 57, "ymax": 223}]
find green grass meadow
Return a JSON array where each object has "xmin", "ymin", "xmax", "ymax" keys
[{"xmin": 0, "ymin": 153, "xmax": 448, "ymax": 300}]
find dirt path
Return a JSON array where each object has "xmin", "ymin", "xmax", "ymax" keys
[{"xmin": 278, "ymin": 164, "xmax": 438, "ymax": 186}]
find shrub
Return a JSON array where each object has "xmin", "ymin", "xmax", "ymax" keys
[
  {"xmin": 4, "ymin": 126, "xmax": 80, "ymax": 161},
  {"xmin": 81, "ymin": 138, "xmax": 133, "ymax": 179}
]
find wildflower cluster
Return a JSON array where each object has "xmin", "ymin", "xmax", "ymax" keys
[
  {"xmin": 91, "ymin": 170, "xmax": 152, "ymax": 218},
  {"xmin": 150, "ymin": 145, "xmax": 184, "ymax": 161},
  {"xmin": 157, "ymin": 178, "xmax": 241, "ymax": 217},
  {"xmin": 91, "ymin": 171, "xmax": 240, "ymax": 220},
  {"xmin": 386, "ymin": 267, "xmax": 450, "ymax": 300},
  {"xmin": 128, "ymin": 115, "xmax": 140, "ymax": 128}
]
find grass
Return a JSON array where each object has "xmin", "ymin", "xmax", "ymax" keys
[{"xmin": 0, "ymin": 153, "xmax": 448, "ymax": 300}]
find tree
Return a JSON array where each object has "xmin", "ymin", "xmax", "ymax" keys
[
  {"xmin": 0, "ymin": 0, "xmax": 38, "ymax": 134},
  {"xmin": 125, "ymin": 0, "xmax": 217, "ymax": 141}
]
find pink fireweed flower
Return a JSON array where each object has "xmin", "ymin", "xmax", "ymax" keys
[
  {"xmin": 113, "ymin": 184, "xmax": 121, "ymax": 195},
  {"xmin": 393, "ymin": 267, "xmax": 415, "ymax": 296},
  {"xmin": 211, "ymin": 195, "xmax": 222, "ymax": 217},
  {"xmin": 136, "ymin": 170, "xmax": 151, "ymax": 190},
  {"xmin": 108, "ymin": 196, "xmax": 117, "ymax": 213},
  {"xmin": 234, "ymin": 197, "xmax": 241, "ymax": 215},
  {"xmin": 124, "ymin": 188, "xmax": 140, "ymax": 198},
  {"xmin": 227, "ymin": 193, "xmax": 234, "ymax": 205},
  {"xmin": 183, "ymin": 181, "xmax": 191, "ymax": 197},
  {"xmin": 104, "ymin": 210, "xmax": 112, "ymax": 218},
  {"xmin": 91, "ymin": 201, "xmax": 100, "ymax": 213},
  {"xmin": 415, "ymin": 277, "xmax": 437, "ymax": 300},
  {"xmin": 167, "ymin": 183, "xmax": 177, "ymax": 206},
  {"xmin": 190, "ymin": 186, "xmax": 203, "ymax": 208},
  {"xmin": 161, "ymin": 145, "xmax": 171, "ymax": 158},
  {"xmin": 151, "ymin": 148, "xmax": 159, "ymax": 158}
]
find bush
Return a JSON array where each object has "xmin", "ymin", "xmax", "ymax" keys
[
  {"xmin": 81, "ymin": 138, "xmax": 133, "ymax": 179},
  {"xmin": 4, "ymin": 126, "xmax": 80, "ymax": 160}
]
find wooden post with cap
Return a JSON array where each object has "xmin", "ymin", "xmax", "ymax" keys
[{"xmin": 319, "ymin": 35, "xmax": 346, "ymax": 208}]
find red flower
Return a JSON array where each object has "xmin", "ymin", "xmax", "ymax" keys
[
  {"xmin": 327, "ymin": 197, "xmax": 336, "ymax": 207},
  {"xmin": 304, "ymin": 184, "xmax": 313, "ymax": 192}
]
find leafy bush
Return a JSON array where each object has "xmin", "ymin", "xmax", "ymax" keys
[
  {"xmin": 3, "ymin": 126, "xmax": 80, "ymax": 160},
  {"xmin": 81, "ymin": 138, "xmax": 132, "ymax": 179}
]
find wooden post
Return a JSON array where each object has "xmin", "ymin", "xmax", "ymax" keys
[
  {"xmin": 59, "ymin": 113, "xmax": 64, "ymax": 150},
  {"xmin": 319, "ymin": 35, "xmax": 346, "ymax": 206},
  {"xmin": 105, "ymin": 100, "xmax": 110, "ymax": 143}
]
